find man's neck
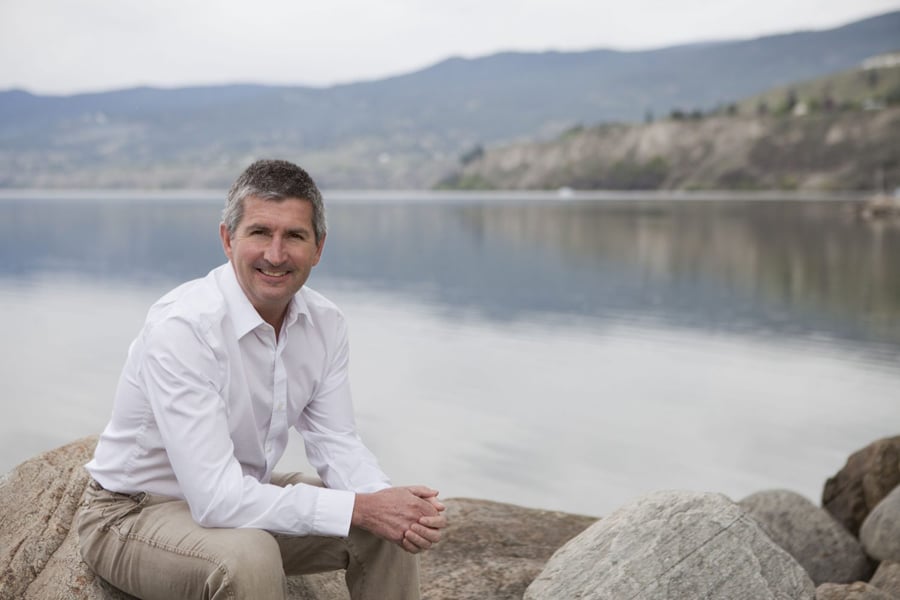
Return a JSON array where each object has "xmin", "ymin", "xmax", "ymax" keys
[{"xmin": 260, "ymin": 306, "xmax": 289, "ymax": 341}]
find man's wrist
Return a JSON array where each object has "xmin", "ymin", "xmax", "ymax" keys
[{"xmin": 351, "ymin": 491, "xmax": 371, "ymax": 530}]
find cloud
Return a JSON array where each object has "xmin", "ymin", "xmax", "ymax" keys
[{"xmin": 1, "ymin": 0, "xmax": 897, "ymax": 94}]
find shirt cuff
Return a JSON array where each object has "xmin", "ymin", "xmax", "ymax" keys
[
  {"xmin": 313, "ymin": 487, "xmax": 356, "ymax": 537},
  {"xmin": 356, "ymin": 480, "xmax": 392, "ymax": 493}
]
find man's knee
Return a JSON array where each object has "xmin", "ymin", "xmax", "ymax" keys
[
  {"xmin": 347, "ymin": 526, "xmax": 414, "ymax": 567},
  {"xmin": 213, "ymin": 528, "xmax": 285, "ymax": 596},
  {"xmin": 345, "ymin": 528, "xmax": 420, "ymax": 600}
]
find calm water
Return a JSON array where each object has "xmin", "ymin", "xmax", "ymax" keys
[{"xmin": 1, "ymin": 190, "xmax": 898, "ymax": 517}]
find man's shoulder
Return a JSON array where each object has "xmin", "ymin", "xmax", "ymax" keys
[
  {"xmin": 299, "ymin": 286, "xmax": 345, "ymax": 323},
  {"xmin": 146, "ymin": 267, "xmax": 228, "ymax": 330}
]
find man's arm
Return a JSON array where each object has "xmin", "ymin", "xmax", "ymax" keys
[
  {"xmin": 298, "ymin": 311, "xmax": 448, "ymax": 551},
  {"xmin": 296, "ymin": 312, "xmax": 392, "ymax": 493}
]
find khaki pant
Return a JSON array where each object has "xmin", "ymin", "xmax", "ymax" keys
[{"xmin": 75, "ymin": 474, "xmax": 419, "ymax": 600}]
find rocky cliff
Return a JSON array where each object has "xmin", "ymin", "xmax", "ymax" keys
[{"xmin": 440, "ymin": 107, "xmax": 900, "ymax": 192}]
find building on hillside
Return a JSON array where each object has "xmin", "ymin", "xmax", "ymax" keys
[{"xmin": 862, "ymin": 52, "xmax": 900, "ymax": 70}]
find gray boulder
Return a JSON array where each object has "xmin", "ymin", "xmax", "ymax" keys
[
  {"xmin": 870, "ymin": 561, "xmax": 900, "ymax": 598},
  {"xmin": 815, "ymin": 582, "xmax": 896, "ymax": 600},
  {"xmin": 822, "ymin": 436, "xmax": 900, "ymax": 537},
  {"xmin": 524, "ymin": 490, "xmax": 816, "ymax": 600},
  {"xmin": 860, "ymin": 484, "xmax": 900, "ymax": 562},
  {"xmin": 739, "ymin": 489, "xmax": 873, "ymax": 584}
]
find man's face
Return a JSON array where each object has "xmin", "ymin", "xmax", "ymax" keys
[{"xmin": 220, "ymin": 195, "xmax": 324, "ymax": 327}]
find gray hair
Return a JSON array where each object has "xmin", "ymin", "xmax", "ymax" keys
[{"xmin": 222, "ymin": 159, "xmax": 326, "ymax": 243}]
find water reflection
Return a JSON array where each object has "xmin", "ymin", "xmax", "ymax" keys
[
  {"xmin": 2, "ymin": 194, "xmax": 898, "ymax": 349},
  {"xmin": 328, "ymin": 200, "xmax": 900, "ymax": 344},
  {"xmin": 0, "ymin": 197, "xmax": 223, "ymax": 282}
]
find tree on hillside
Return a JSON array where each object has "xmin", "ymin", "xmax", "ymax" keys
[{"xmin": 779, "ymin": 89, "xmax": 798, "ymax": 115}]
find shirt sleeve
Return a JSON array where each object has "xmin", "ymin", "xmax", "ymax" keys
[
  {"xmin": 138, "ymin": 316, "xmax": 356, "ymax": 537},
  {"xmin": 296, "ymin": 312, "xmax": 392, "ymax": 496}
]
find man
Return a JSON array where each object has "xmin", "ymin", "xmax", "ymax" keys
[{"xmin": 76, "ymin": 159, "xmax": 446, "ymax": 600}]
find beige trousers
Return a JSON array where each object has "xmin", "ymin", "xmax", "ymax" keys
[{"xmin": 75, "ymin": 474, "xmax": 419, "ymax": 600}]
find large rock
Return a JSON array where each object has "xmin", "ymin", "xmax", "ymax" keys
[
  {"xmin": 285, "ymin": 573, "xmax": 346, "ymax": 600},
  {"xmin": 860, "ymin": 484, "xmax": 900, "ymax": 562},
  {"xmin": 822, "ymin": 436, "xmax": 900, "ymax": 537},
  {"xmin": 524, "ymin": 490, "xmax": 816, "ymax": 600},
  {"xmin": 419, "ymin": 498, "xmax": 596, "ymax": 600},
  {"xmin": 815, "ymin": 582, "xmax": 896, "ymax": 600},
  {"xmin": 739, "ymin": 489, "xmax": 873, "ymax": 584},
  {"xmin": 0, "ymin": 436, "xmax": 121, "ymax": 600},
  {"xmin": 0, "ymin": 438, "xmax": 595, "ymax": 600},
  {"xmin": 870, "ymin": 562, "xmax": 900, "ymax": 598},
  {"xmin": 0, "ymin": 438, "xmax": 356, "ymax": 599}
]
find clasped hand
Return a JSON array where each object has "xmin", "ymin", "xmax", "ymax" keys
[{"xmin": 352, "ymin": 485, "xmax": 448, "ymax": 554}]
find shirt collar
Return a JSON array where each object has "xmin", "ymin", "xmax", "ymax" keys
[
  {"xmin": 218, "ymin": 263, "xmax": 313, "ymax": 339},
  {"xmin": 285, "ymin": 289, "xmax": 312, "ymax": 330}
]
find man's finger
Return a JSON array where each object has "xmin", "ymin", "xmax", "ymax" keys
[
  {"xmin": 404, "ymin": 528, "xmax": 432, "ymax": 550},
  {"xmin": 401, "ymin": 537, "xmax": 422, "ymax": 554},
  {"xmin": 424, "ymin": 495, "xmax": 446, "ymax": 512},
  {"xmin": 409, "ymin": 522, "xmax": 442, "ymax": 544},
  {"xmin": 418, "ymin": 514, "xmax": 448, "ymax": 529},
  {"xmin": 406, "ymin": 485, "xmax": 439, "ymax": 499}
]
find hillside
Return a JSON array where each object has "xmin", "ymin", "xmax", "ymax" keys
[
  {"xmin": 738, "ymin": 53, "xmax": 900, "ymax": 114},
  {"xmin": 440, "ymin": 63, "xmax": 900, "ymax": 192},
  {"xmin": 1, "ymin": 11, "xmax": 899, "ymax": 189}
]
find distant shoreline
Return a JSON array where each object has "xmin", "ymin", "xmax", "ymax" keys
[{"xmin": 0, "ymin": 188, "xmax": 870, "ymax": 203}]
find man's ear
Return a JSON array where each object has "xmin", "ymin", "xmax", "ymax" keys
[
  {"xmin": 313, "ymin": 233, "xmax": 326, "ymax": 266},
  {"xmin": 220, "ymin": 223, "xmax": 233, "ymax": 260}
]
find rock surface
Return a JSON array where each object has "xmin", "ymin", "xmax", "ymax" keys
[
  {"xmin": 822, "ymin": 436, "xmax": 900, "ymax": 537},
  {"xmin": 870, "ymin": 562, "xmax": 900, "ymax": 598},
  {"xmin": 739, "ymin": 489, "xmax": 873, "ymax": 584},
  {"xmin": 0, "ymin": 437, "xmax": 595, "ymax": 600},
  {"xmin": 524, "ymin": 490, "xmax": 816, "ymax": 600},
  {"xmin": 418, "ymin": 498, "xmax": 596, "ymax": 600},
  {"xmin": 816, "ymin": 582, "xmax": 896, "ymax": 600},
  {"xmin": 0, "ymin": 436, "xmax": 123, "ymax": 600},
  {"xmin": 860, "ymin": 484, "xmax": 900, "ymax": 562},
  {"xmin": 9, "ymin": 436, "xmax": 900, "ymax": 600}
]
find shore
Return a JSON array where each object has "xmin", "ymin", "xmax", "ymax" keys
[{"xmin": 1, "ymin": 435, "xmax": 899, "ymax": 599}]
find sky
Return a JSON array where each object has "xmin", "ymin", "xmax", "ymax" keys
[{"xmin": 1, "ymin": 0, "xmax": 899, "ymax": 96}]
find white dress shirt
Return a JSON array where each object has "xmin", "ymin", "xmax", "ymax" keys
[{"xmin": 86, "ymin": 263, "xmax": 390, "ymax": 537}]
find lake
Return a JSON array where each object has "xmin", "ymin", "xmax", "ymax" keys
[{"xmin": 1, "ymin": 190, "xmax": 898, "ymax": 517}]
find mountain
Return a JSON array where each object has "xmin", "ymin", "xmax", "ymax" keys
[{"xmin": 1, "ymin": 11, "xmax": 899, "ymax": 189}]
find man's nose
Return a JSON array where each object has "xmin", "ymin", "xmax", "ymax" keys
[{"xmin": 264, "ymin": 236, "xmax": 286, "ymax": 264}]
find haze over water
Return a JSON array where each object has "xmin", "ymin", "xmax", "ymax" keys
[{"xmin": 1, "ymin": 191, "xmax": 897, "ymax": 516}]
